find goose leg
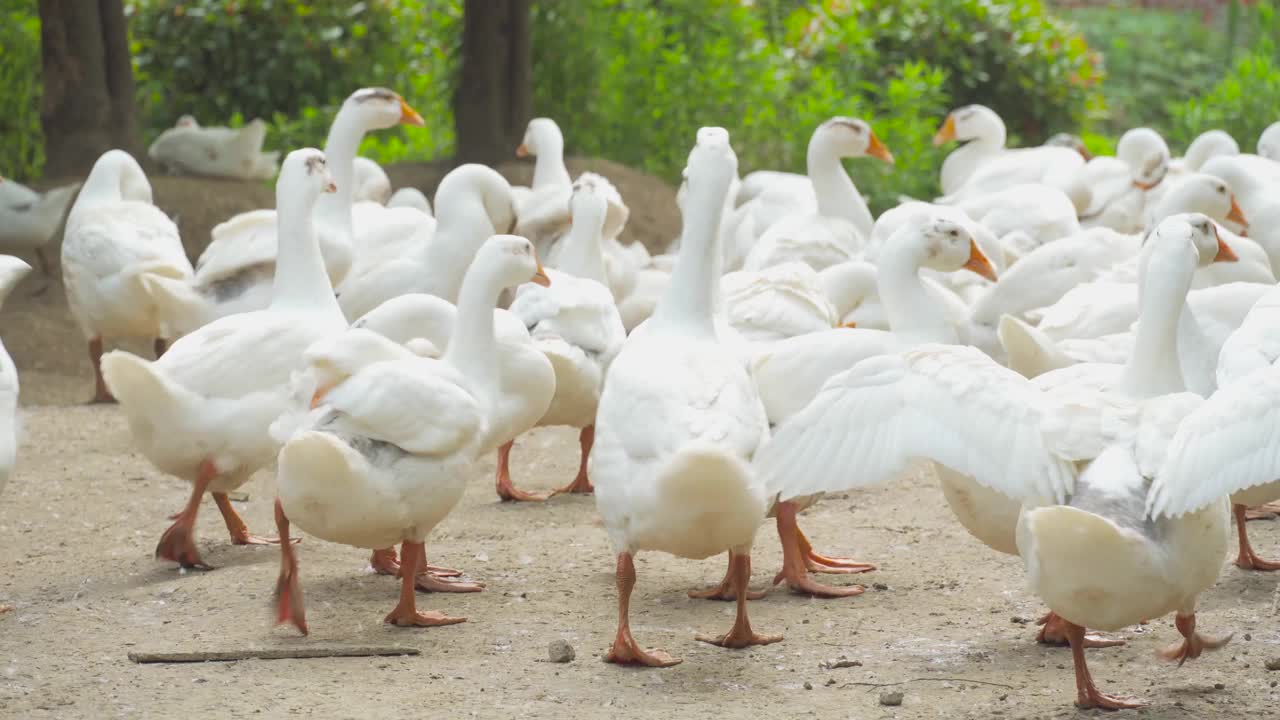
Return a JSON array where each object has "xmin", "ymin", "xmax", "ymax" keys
[
  {"xmin": 772, "ymin": 502, "xmax": 865, "ymax": 597},
  {"xmin": 688, "ymin": 551, "xmax": 766, "ymax": 601},
  {"xmin": 605, "ymin": 552, "xmax": 680, "ymax": 667},
  {"xmin": 155, "ymin": 460, "xmax": 215, "ymax": 570},
  {"xmin": 213, "ymin": 492, "xmax": 294, "ymax": 546},
  {"xmin": 1066, "ymin": 621, "xmax": 1145, "ymax": 709},
  {"xmin": 795, "ymin": 525, "xmax": 876, "ymax": 574},
  {"xmin": 383, "ymin": 541, "xmax": 466, "ymax": 627},
  {"xmin": 695, "ymin": 552, "xmax": 782, "ymax": 649},
  {"xmin": 495, "ymin": 441, "xmax": 551, "ymax": 502},
  {"xmin": 1234, "ymin": 504, "xmax": 1280, "ymax": 570},
  {"xmin": 553, "ymin": 426, "xmax": 595, "ymax": 495},
  {"xmin": 272, "ymin": 499, "xmax": 307, "ymax": 635},
  {"xmin": 1037, "ymin": 611, "xmax": 1125, "ymax": 648},
  {"xmin": 1244, "ymin": 502, "xmax": 1280, "ymax": 521},
  {"xmin": 371, "ymin": 547, "xmax": 461, "ymax": 578},
  {"xmin": 1157, "ymin": 613, "xmax": 1231, "ymax": 665},
  {"xmin": 88, "ymin": 337, "xmax": 115, "ymax": 404},
  {"xmin": 34, "ymin": 247, "xmax": 52, "ymax": 276},
  {"xmin": 401, "ymin": 544, "xmax": 484, "ymax": 593}
]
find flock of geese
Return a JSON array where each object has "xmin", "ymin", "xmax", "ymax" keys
[{"xmin": 5, "ymin": 86, "xmax": 1280, "ymax": 710}]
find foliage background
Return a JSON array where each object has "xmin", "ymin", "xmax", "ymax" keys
[{"xmin": 1, "ymin": 0, "xmax": 1277, "ymax": 213}]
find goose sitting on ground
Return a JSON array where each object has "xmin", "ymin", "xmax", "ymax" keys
[
  {"xmin": 0, "ymin": 176, "xmax": 81, "ymax": 275},
  {"xmin": 101, "ymin": 148, "xmax": 345, "ymax": 571},
  {"xmin": 269, "ymin": 235, "xmax": 550, "ymax": 634},
  {"xmin": 147, "ymin": 115, "xmax": 279, "ymax": 180},
  {"xmin": 145, "ymin": 89, "xmax": 423, "ymax": 338},
  {"xmin": 592, "ymin": 127, "xmax": 780, "ymax": 667},
  {"xmin": 60, "ymin": 150, "xmax": 195, "ymax": 403}
]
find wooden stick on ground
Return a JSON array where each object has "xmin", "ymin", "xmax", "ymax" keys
[{"xmin": 128, "ymin": 646, "xmax": 420, "ymax": 664}]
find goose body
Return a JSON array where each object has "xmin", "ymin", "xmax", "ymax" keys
[
  {"xmin": 0, "ymin": 177, "xmax": 80, "ymax": 275},
  {"xmin": 147, "ymin": 115, "xmax": 280, "ymax": 180},
  {"xmin": 0, "ymin": 256, "xmax": 31, "ymax": 496},
  {"xmin": 101, "ymin": 148, "xmax": 345, "ymax": 571}
]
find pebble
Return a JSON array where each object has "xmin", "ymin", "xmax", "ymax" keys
[
  {"xmin": 547, "ymin": 640, "xmax": 575, "ymax": 664},
  {"xmin": 803, "ymin": 681, "xmax": 813, "ymax": 690},
  {"xmin": 1214, "ymin": 682, "xmax": 1226, "ymax": 690},
  {"xmin": 1265, "ymin": 658, "xmax": 1280, "ymax": 671},
  {"xmin": 879, "ymin": 691, "xmax": 904, "ymax": 707},
  {"xmin": 872, "ymin": 582, "xmax": 889, "ymax": 591},
  {"xmin": 1010, "ymin": 616, "xmax": 1030, "ymax": 625}
]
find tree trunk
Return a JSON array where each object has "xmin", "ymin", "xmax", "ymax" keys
[
  {"xmin": 454, "ymin": 0, "xmax": 532, "ymax": 167},
  {"xmin": 38, "ymin": 0, "xmax": 139, "ymax": 178}
]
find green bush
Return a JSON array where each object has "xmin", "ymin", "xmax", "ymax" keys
[
  {"xmin": 1166, "ymin": 2, "xmax": 1280, "ymax": 152},
  {"xmin": 795, "ymin": 0, "xmax": 1105, "ymax": 143},
  {"xmin": 127, "ymin": 0, "xmax": 459, "ymax": 164},
  {"xmin": 0, "ymin": 0, "xmax": 43, "ymax": 181}
]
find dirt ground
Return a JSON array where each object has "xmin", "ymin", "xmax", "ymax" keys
[{"xmin": 1, "ymin": 174, "xmax": 1279, "ymax": 719}]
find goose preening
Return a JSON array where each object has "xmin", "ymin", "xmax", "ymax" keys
[
  {"xmin": 101, "ymin": 148, "xmax": 345, "ymax": 570},
  {"xmin": 61, "ymin": 149, "xmax": 195, "ymax": 403},
  {"xmin": 270, "ymin": 235, "xmax": 550, "ymax": 633},
  {"xmin": 592, "ymin": 127, "xmax": 780, "ymax": 666},
  {"xmin": 0, "ymin": 176, "xmax": 81, "ymax": 275}
]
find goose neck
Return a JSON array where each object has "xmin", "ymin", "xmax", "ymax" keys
[
  {"xmin": 271, "ymin": 183, "xmax": 343, "ymax": 321},
  {"xmin": 313, "ymin": 109, "xmax": 362, "ymax": 234},
  {"xmin": 555, "ymin": 208, "xmax": 607, "ymax": 284},
  {"xmin": 424, "ymin": 203, "xmax": 495, "ymax": 303},
  {"xmin": 649, "ymin": 187, "xmax": 724, "ymax": 337},
  {"xmin": 807, "ymin": 137, "xmax": 872, "ymax": 234},
  {"xmin": 532, "ymin": 135, "xmax": 570, "ymax": 190},
  {"xmin": 1121, "ymin": 254, "xmax": 1190, "ymax": 397},
  {"xmin": 876, "ymin": 240, "xmax": 957, "ymax": 344},
  {"xmin": 444, "ymin": 260, "xmax": 501, "ymax": 399}
]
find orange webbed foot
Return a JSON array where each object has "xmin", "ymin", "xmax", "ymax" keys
[
  {"xmin": 1075, "ymin": 688, "xmax": 1146, "ymax": 710},
  {"xmin": 155, "ymin": 522, "xmax": 212, "ymax": 570},
  {"xmin": 412, "ymin": 572, "xmax": 485, "ymax": 594},
  {"xmin": 1038, "ymin": 611, "xmax": 1125, "ymax": 648},
  {"xmin": 604, "ymin": 638, "xmax": 682, "ymax": 667},
  {"xmin": 695, "ymin": 627, "xmax": 783, "ymax": 649},
  {"xmin": 384, "ymin": 607, "xmax": 466, "ymax": 628}
]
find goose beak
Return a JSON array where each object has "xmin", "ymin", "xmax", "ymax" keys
[
  {"xmin": 933, "ymin": 115, "xmax": 956, "ymax": 147},
  {"xmin": 838, "ymin": 321, "xmax": 857, "ymax": 329},
  {"xmin": 324, "ymin": 179, "xmax": 337, "ymax": 194},
  {"xmin": 867, "ymin": 132, "xmax": 895, "ymax": 164},
  {"xmin": 399, "ymin": 99, "xmax": 425, "ymax": 127},
  {"xmin": 963, "ymin": 240, "xmax": 999, "ymax": 281},
  {"xmin": 310, "ymin": 383, "xmax": 333, "ymax": 409},
  {"xmin": 516, "ymin": 144, "xmax": 530, "ymax": 158},
  {"xmin": 1227, "ymin": 196, "xmax": 1248, "ymax": 228},
  {"xmin": 1133, "ymin": 178, "xmax": 1162, "ymax": 190},
  {"xmin": 532, "ymin": 256, "xmax": 552, "ymax": 287},
  {"xmin": 1214, "ymin": 225, "xmax": 1239, "ymax": 263}
]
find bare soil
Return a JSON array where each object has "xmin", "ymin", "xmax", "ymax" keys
[{"xmin": 1, "ymin": 175, "xmax": 1277, "ymax": 719}]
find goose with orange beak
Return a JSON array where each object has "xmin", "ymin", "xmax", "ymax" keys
[
  {"xmin": 932, "ymin": 104, "xmax": 1086, "ymax": 201},
  {"xmin": 689, "ymin": 216, "xmax": 1001, "ymax": 601}
]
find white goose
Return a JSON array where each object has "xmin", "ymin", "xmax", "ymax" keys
[
  {"xmin": 351, "ymin": 157, "xmax": 393, "ymax": 205},
  {"xmin": 269, "ymin": 235, "xmax": 550, "ymax": 634},
  {"xmin": 507, "ymin": 175, "xmax": 626, "ymax": 499},
  {"xmin": 591, "ymin": 127, "xmax": 779, "ymax": 667},
  {"xmin": 0, "ymin": 176, "xmax": 80, "ymax": 275},
  {"xmin": 61, "ymin": 150, "xmax": 195, "ymax": 404},
  {"xmin": 754, "ymin": 217, "xmax": 1237, "ymax": 710},
  {"xmin": 745, "ymin": 214, "xmax": 997, "ymax": 597},
  {"xmin": 147, "ymin": 115, "xmax": 280, "ymax": 180},
  {"xmin": 728, "ymin": 117, "xmax": 893, "ymax": 272},
  {"xmin": 1258, "ymin": 121, "xmax": 1280, "ymax": 161},
  {"xmin": 0, "ymin": 256, "xmax": 31, "ymax": 498},
  {"xmin": 933, "ymin": 105, "xmax": 1085, "ymax": 199},
  {"xmin": 739, "ymin": 118, "xmax": 894, "ymax": 272},
  {"xmin": 335, "ymin": 164, "xmax": 515, "ymax": 320},
  {"xmin": 145, "ymin": 89, "xmax": 423, "ymax": 337},
  {"xmin": 100, "ymin": 148, "xmax": 345, "ymax": 571}
]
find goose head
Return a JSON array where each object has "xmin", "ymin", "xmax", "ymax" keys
[
  {"xmin": 568, "ymin": 174, "xmax": 610, "ymax": 232},
  {"xmin": 814, "ymin": 117, "xmax": 894, "ymax": 164},
  {"xmin": 344, "ymin": 87, "xmax": 424, "ymax": 131},
  {"xmin": 516, "ymin": 117, "xmax": 564, "ymax": 159},
  {"xmin": 279, "ymin": 148, "xmax": 338, "ymax": 201},
  {"xmin": 1117, "ymin": 127, "xmax": 1170, "ymax": 190},
  {"xmin": 0, "ymin": 255, "xmax": 32, "ymax": 310},
  {"xmin": 1155, "ymin": 212, "xmax": 1237, "ymax": 266},
  {"xmin": 571, "ymin": 171, "xmax": 629, "ymax": 239},
  {"xmin": 1044, "ymin": 133, "xmax": 1093, "ymax": 160},
  {"xmin": 1258, "ymin": 121, "xmax": 1280, "ymax": 161},
  {"xmin": 907, "ymin": 215, "xmax": 998, "ymax": 281},
  {"xmin": 933, "ymin": 105, "xmax": 1005, "ymax": 147},
  {"xmin": 79, "ymin": 150, "xmax": 154, "ymax": 206},
  {"xmin": 683, "ymin": 127, "xmax": 738, "ymax": 210},
  {"xmin": 1147, "ymin": 173, "xmax": 1247, "ymax": 232},
  {"xmin": 175, "ymin": 115, "xmax": 198, "ymax": 129},
  {"xmin": 1183, "ymin": 130, "xmax": 1239, "ymax": 172},
  {"xmin": 435, "ymin": 164, "xmax": 517, "ymax": 234},
  {"xmin": 477, "ymin": 234, "xmax": 551, "ymax": 288}
]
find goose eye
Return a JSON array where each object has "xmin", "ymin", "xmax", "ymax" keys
[
  {"xmin": 948, "ymin": 229, "xmax": 959, "ymax": 238},
  {"xmin": 1217, "ymin": 185, "xmax": 1226, "ymax": 193}
]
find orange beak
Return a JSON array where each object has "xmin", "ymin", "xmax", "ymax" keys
[
  {"xmin": 963, "ymin": 239, "xmax": 999, "ymax": 281},
  {"xmin": 399, "ymin": 99, "xmax": 425, "ymax": 127},
  {"xmin": 531, "ymin": 255, "xmax": 551, "ymax": 287},
  {"xmin": 1227, "ymin": 196, "xmax": 1248, "ymax": 228},
  {"xmin": 933, "ymin": 114, "xmax": 957, "ymax": 147},
  {"xmin": 867, "ymin": 131, "xmax": 894, "ymax": 164},
  {"xmin": 1132, "ymin": 178, "xmax": 1163, "ymax": 190},
  {"xmin": 309, "ymin": 383, "xmax": 333, "ymax": 409},
  {"xmin": 516, "ymin": 144, "xmax": 530, "ymax": 158},
  {"xmin": 838, "ymin": 321, "xmax": 857, "ymax": 329},
  {"xmin": 324, "ymin": 180, "xmax": 337, "ymax": 194},
  {"xmin": 1213, "ymin": 224, "xmax": 1239, "ymax": 263}
]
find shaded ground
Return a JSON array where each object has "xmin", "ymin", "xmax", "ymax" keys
[{"xmin": 0, "ymin": 175, "xmax": 1278, "ymax": 719}]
